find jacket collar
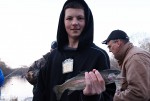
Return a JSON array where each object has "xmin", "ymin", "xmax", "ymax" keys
[{"xmin": 115, "ymin": 42, "xmax": 133, "ymax": 65}]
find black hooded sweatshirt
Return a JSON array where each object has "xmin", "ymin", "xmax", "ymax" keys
[{"xmin": 33, "ymin": 0, "xmax": 116, "ymax": 101}]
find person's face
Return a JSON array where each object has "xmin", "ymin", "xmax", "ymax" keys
[
  {"xmin": 107, "ymin": 40, "xmax": 120, "ymax": 55},
  {"xmin": 64, "ymin": 8, "xmax": 85, "ymax": 40}
]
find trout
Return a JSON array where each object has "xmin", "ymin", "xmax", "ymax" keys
[{"xmin": 53, "ymin": 69, "xmax": 123, "ymax": 100}]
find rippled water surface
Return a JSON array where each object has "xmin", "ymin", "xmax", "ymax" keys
[{"xmin": 1, "ymin": 76, "xmax": 33, "ymax": 101}]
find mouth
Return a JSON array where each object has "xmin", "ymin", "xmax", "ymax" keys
[{"xmin": 71, "ymin": 29, "xmax": 80, "ymax": 30}]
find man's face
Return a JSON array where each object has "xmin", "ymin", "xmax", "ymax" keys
[
  {"xmin": 107, "ymin": 40, "xmax": 120, "ymax": 55},
  {"xmin": 64, "ymin": 8, "xmax": 85, "ymax": 40}
]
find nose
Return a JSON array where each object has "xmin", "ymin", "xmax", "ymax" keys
[{"xmin": 72, "ymin": 18, "xmax": 78, "ymax": 25}]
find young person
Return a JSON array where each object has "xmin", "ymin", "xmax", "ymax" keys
[
  {"xmin": 33, "ymin": 0, "xmax": 116, "ymax": 101},
  {"xmin": 102, "ymin": 29, "xmax": 150, "ymax": 101}
]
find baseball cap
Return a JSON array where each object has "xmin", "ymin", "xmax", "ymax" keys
[{"xmin": 102, "ymin": 29, "xmax": 129, "ymax": 44}]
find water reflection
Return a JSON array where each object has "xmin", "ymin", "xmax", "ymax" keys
[{"xmin": 1, "ymin": 76, "xmax": 33, "ymax": 101}]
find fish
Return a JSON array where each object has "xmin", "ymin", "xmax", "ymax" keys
[{"xmin": 53, "ymin": 69, "xmax": 123, "ymax": 100}]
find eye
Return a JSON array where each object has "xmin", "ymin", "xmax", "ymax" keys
[
  {"xmin": 77, "ymin": 16, "xmax": 85, "ymax": 20},
  {"xmin": 66, "ymin": 17, "xmax": 72, "ymax": 20},
  {"xmin": 108, "ymin": 45, "xmax": 111, "ymax": 49}
]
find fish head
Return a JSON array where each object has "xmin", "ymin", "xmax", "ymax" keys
[{"xmin": 100, "ymin": 69, "xmax": 125, "ymax": 84}]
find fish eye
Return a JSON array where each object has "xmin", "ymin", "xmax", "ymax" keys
[{"xmin": 108, "ymin": 73, "xmax": 116, "ymax": 80}]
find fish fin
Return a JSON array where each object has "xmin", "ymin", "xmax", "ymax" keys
[
  {"xmin": 76, "ymin": 71, "xmax": 86, "ymax": 77},
  {"xmin": 53, "ymin": 85, "xmax": 64, "ymax": 100}
]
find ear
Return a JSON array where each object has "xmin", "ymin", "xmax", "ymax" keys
[{"xmin": 116, "ymin": 39, "xmax": 121, "ymax": 47}]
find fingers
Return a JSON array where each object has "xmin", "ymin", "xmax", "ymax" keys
[
  {"xmin": 89, "ymin": 71, "xmax": 100, "ymax": 94},
  {"xmin": 94, "ymin": 70, "xmax": 106, "ymax": 92},
  {"xmin": 83, "ymin": 72, "xmax": 92, "ymax": 95},
  {"xmin": 83, "ymin": 69, "xmax": 106, "ymax": 95}
]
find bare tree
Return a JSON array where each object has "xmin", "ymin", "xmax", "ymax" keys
[
  {"xmin": 139, "ymin": 38, "xmax": 150, "ymax": 52},
  {"xmin": 0, "ymin": 60, "xmax": 12, "ymax": 76}
]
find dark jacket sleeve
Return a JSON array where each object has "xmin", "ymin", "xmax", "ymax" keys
[
  {"xmin": 98, "ymin": 49, "xmax": 116, "ymax": 101},
  {"xmin": 33, "ymin": 52, "xmax": 54, "ymax": 101},
  {"xmin": 81, "ymin": 84, "xmax": 116, "ymax": 101},
  {"xmin": 99, "ymin": 83, "xmax": 116, "ymax": 101},
  {"xmin": 32, "ymin": 66, "xmax": 47, "ymax": 101}
]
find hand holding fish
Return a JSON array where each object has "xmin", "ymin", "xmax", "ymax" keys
[{"xmin": 83, "ymin": 69, "xmax": 106, "ymax": 95}]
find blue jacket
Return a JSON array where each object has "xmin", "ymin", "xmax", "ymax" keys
[{"xmin": 0, "ymin": 68, "xmax": 4, "ymax": 87}]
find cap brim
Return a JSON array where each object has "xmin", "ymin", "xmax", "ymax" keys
[{"xmin": 102, "ymin": 40, "xmax": 107, "ymax": 44}]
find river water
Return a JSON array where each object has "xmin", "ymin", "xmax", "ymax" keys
[{"xmin": 0, "ymin": 76, "xmax": 33, "ymax": 101}]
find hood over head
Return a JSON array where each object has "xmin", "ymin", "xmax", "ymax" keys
[{"xmin": 57, "ymin": 0, "xmax": 94, "ymax": 51}]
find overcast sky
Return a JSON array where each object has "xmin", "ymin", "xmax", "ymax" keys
[{"xmin": 0, "ymin": 0, "xmax": 150, "ymax": 69}]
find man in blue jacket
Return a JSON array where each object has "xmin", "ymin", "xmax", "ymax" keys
[{"xmin": 0, "ymin": 68, "xmax": 4, "ymax": 97}]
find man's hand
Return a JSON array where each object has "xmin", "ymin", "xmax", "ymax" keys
[
  {"xmin": 83, "ymin": 69, "xmax": 106, "ymax": 95},
  {"xmin": 25, "ymin": 71, "xmax": 34, "ymax": 83}
]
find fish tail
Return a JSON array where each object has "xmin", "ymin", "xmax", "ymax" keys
[{"xmin": 53, "ymin": 85, "xmax": 65, "ymax": 100}]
